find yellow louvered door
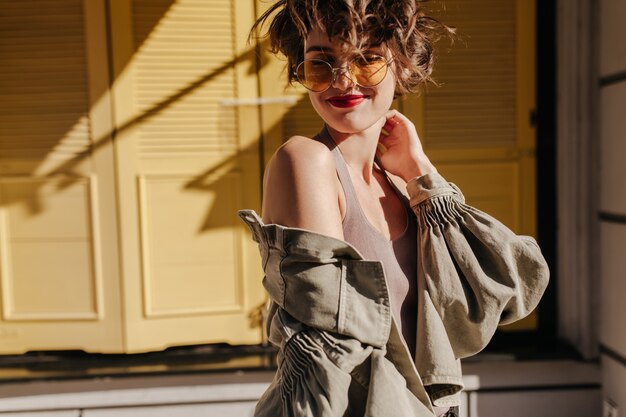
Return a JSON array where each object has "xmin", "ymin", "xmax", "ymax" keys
[
  {"xmin": 403, "ymin": 0, "xmax": 537, "ymax": 330},
  {"xmin": 109, "ymin": 0, "xmax": 264, "ymax": 352},
  {"xmin": 0, "ymin": 0, "xmax": 123, "ymax": 352}
]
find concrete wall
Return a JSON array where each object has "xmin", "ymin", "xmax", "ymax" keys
[{"xmin": 598, "ymin": 0, "xmax": 626, "ymax": 415}]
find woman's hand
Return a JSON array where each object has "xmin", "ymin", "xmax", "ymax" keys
[{"xmin": 376, "ymin": 110, "xmax": 437, "ymax": 182}]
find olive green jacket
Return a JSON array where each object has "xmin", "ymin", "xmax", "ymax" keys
[{"xmin": 238, "ymin": 172, "xmax": 549, "ymax": 417}]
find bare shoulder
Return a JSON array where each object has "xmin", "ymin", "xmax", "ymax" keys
[
  {"xmin": 273, "ymin": 135, "xmax": 334, "ymax": 171},
  {"xmin": 262, "ymin": 135, "xmax": 343, "ymax": 239}
]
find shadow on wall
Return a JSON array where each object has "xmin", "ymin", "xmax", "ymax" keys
[
  {"xmin": 0, "ymin": 0, "xmax": 301, "ymax": 233},
  {"xmin": 1, "ymin": 0, "xmax": 169, "ymax": 213}
]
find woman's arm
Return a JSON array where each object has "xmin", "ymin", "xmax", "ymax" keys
[
  {"xmin": 376, "ymin": 110, "xmax": 549, "ymax": 358},
  {"xmin": 262, "ymin": 136, "xmax": 344, "ymax": 241}
]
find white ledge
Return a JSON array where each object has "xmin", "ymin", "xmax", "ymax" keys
[{"xmin": 0, "ymin": 360, "xmax": 602, "ymax": 412}]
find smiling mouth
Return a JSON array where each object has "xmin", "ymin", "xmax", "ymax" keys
[{"xmin": 327, "ymin": 95, "xmax": 367, "ymax": 108}]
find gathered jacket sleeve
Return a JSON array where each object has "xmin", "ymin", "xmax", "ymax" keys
[{"xmin": 407, "ymin": 172, "xmax": 549, "ymax": 392}]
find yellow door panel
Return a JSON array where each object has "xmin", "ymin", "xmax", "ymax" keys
[
  {"xmin": 0, "ymin": 178, "xmax": 101, "ymax": 320},
  {"xmin": 109, "ymin": 0, "xmax": 264, "ymax": 352},
  {"xmin": 0, "ymin": 0, "xmax": 123, "ymax": 353},
  {"xmin": 137, "ymin": 173, "xmax": 246, "ymax": 317},
  {"xmin": 436, "ymin": 162, "xmax": 520, "ymax": 232}
]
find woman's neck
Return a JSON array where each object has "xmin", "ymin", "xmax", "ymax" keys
[{"xmin": 325, "ymin": 120, "xmax": 384, "ymax": 184}]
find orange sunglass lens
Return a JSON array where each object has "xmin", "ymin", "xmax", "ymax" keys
[
  {"xmin": 297, "ymin": 60, "xmax": 332, "ymax": 92},
  {"xmin": 352, "ymin": 59, "xmax": 387, "ymax": 86}
]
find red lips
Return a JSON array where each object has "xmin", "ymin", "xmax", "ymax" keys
[{"xmin": 327, "ymin": 95, "xmax": 367, "ymax": 108}]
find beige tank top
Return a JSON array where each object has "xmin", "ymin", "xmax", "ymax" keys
[{"xmin": 316, "ymin": 127, "xmax": 418, "ymax": 356}]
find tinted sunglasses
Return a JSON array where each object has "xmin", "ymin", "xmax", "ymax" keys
[{"xmin": 294, "ymin": 54, "xmax": 391, "ymax": 92}]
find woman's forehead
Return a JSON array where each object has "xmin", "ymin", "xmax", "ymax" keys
[
  {"xmin": 304, "ymin": 27, "xmax": 333, "ymax": 49},
  {"xmin": 304, "ymin": 28, "xmax": 385, "ymax": 56}
]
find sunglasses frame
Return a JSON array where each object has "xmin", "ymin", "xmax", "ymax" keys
[{"xmin": 293, "ymin": 54, "xmax": 392, "ymax": 93}]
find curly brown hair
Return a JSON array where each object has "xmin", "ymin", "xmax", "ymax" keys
[{"xmin": 250, "ymin": 0, "xmax": 453, "ymax": 94}]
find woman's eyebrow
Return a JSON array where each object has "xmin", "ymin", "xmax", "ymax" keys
[{"xmin": 305, "ymin": 45, "xmax": 333, "ymax": 54}]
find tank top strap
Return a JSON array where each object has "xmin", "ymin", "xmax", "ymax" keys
[{"xmin": 315, "ymin": 126, "xmax": 361, "ymax": 204}]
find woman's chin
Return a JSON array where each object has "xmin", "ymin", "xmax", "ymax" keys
[
  {"xmin": 318, "ymin": 111, "xmax": 381, "ymax": 135},
  {"xmin": 312, "ymin": 97, "xmax": 393, "ymax": 135}
]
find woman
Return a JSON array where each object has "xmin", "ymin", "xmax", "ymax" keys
[{"xmin": 240, "ymin": 1, "xmax": 550, "ymax": 416}]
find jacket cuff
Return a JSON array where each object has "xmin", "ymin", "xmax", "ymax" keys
[{"xmin": 406, "ymin": 172, "xmax": 465, "ymax": 208}]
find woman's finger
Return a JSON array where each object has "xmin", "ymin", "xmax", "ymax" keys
[
  {"xmin": 384, "ymin": 111, "xmax": 399, "ymax": 125},
  {"xmin": 382, "ymin": 119, "xmax": 399, "ymax": 136},
  {"xmin": 376, "ymin": 142, "xmax": 388, "ymax": 156}
]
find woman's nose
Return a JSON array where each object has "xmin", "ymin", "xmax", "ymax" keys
[{"xmin": 330, "ymin": 67, "xmax": 355, "ymax": 90}]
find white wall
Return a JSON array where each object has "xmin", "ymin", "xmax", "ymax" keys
[{"xmin": 599, "ymin": 0, "xmax": 626, "ymax": 414}]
